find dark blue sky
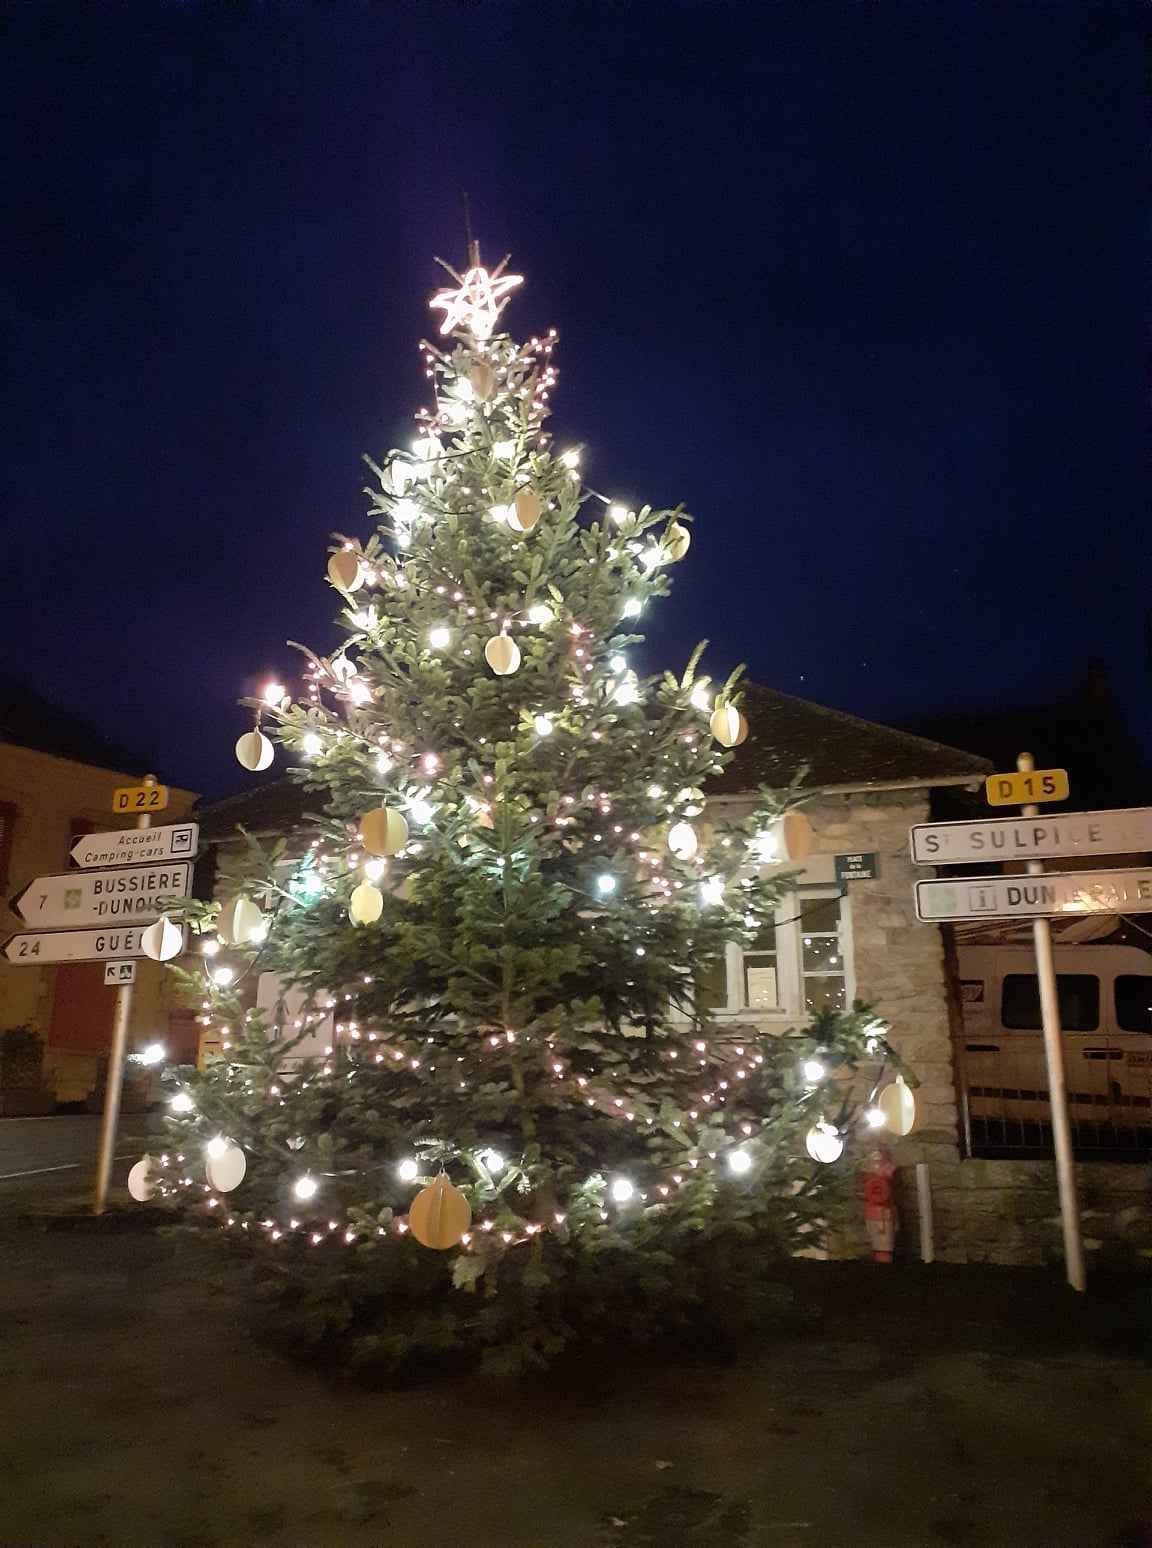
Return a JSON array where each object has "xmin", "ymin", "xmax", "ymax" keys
[{"xmin": 2, "ymin": 2, "xmax": 1147, "ymax": 798}]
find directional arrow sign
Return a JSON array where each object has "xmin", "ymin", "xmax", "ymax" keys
[
  {"xmin": 915, "ymin": 867, "xmax": 1152, "ymax": 923},
  {"xmin": 1, "ymin": 922, "xmax": 186, "ymax": 965},
  {"xmin": 70, "ymin": 822, "xmax": 198, "ymax": 870},
  {"xmin": 9, "ymin": 861, "xmax": 192, "ymax": 930},
  {"xmin": 910, "ymin": 806, "xmax": 1152, "ymax": 866}
]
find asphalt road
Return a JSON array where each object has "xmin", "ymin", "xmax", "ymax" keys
[{"xmin": 0, "ymin": 1115, "xmax": 146, "ymax": 1207}]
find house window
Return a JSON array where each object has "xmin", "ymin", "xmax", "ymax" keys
[
  {"xmin": 691, "ymin": 891, "xmax": 849, "ymax": 1020},
  {"xmin": 0, "ymin": 803, "xmax": 16, "ymax": 892},
  {"xmin": 799, "ymin": 894, "xmax": 848, "ymax": 1015}
]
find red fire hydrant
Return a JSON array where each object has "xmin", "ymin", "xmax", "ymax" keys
[{"xmin": 863, "ymin": 1147, "xmax": 897, "ymax": 1263}]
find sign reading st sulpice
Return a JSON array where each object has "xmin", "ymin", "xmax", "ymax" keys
[
  {"xmin": 910, "ymin": 806, "xmax": 1152, "ymax": 866},
  {"xmin": 70, "ymin": 822, "xmax": 198, "ymax": 870},
  {"xmin": 9, "ymin": 862, "xmax": 192, "ymax": 931}
]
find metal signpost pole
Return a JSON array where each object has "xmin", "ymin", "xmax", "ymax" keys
[
  {"xmin": 93, "ymin": 778, "xmax": 156, "ymax": 1215},
  {"xmin": 1018, "ymin": 752, "xmax": 1085, "ymax": 1290}
]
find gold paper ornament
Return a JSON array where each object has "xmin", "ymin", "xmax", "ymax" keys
[
  {"xmin": 484, "ymin": 634, "xmax": 521, "ymax": 675},
  {"xmin": 469, "ymin": 360, "xmax": 495, "ymax": 401},
  {"xmin": 805, "ymin": 1121, "xmax": 844, "ymax": 1164},
  {"xmin": 408, "ymin": 1172, "xmax": 472, "ymax": 1250},
  {"xmin": 127, "ymin": 1155, "xmax": 156, "ymax": 1202},
  {"xmin": 140, "ymin": 916, "xmax": 183, "ymax": 962},
  {"xmin": 216, "ymin": 895, "xmax": 264, "ymax": 947},
  {"xmin": 205, "ymin": 1141, "xmax": 246, "ymax": 1193},
  {"xmin": 877, "ymin": 1075, "xmax": 917, "ymax": 1137},
  {"xmin": 664, "ymin": 521, "xmax": 691, "ymax": 561},
  {"xmin": 235, "ymin": 730, "xmax": 274, "ymax": 771},
  {"xmin": 359, "ymin": 807, "xmax": 409, "ymax": 857},
  {"xmin": 667, "ymin": 821, "xmax": 698, "ymax": 860},
  {"xmin": 349, "ymin": 882, "xmax": 384, "ymax": 925},
  {"xmin": 508, "ymin": 488, "xmax": 541, "ymax": 532},
  {"xmin": 327, "ymin": 550, "xmax": 364, "ymax": 592},
  {"xmin": 709, "ymin": 702, "xmax": 748, "ymax": 747}
]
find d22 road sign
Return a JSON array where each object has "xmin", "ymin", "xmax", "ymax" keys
[
  {"xmin": 9, "ymin": 862, "xmax": 192, "ymax": 930},
  {"xmin": 112, "ymin": 783, "xmax": 169, "ymax": 816}
]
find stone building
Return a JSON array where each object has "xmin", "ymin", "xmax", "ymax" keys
[{"xmin": 195, "ymin": 682, "xmax": 1151, "ymax": 1265}]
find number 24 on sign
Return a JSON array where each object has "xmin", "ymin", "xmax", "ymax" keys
[{"xmin": 985, "ymin": 769, "xmax": 1069, "ymax": 807}]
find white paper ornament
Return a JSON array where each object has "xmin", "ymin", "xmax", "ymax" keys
[
  {"xmin": 484, "ymin": 634, "xmax": 521, "ymax": 676},
  {"xmin": 127, "ymin": 1154, "xmax": 156, "ymax": 1202},
  {"xmin": 140, "ymin": 916, "xmax": 183, "ymax": 962},
  {"xmin": 667, "ymin": 821, "xmax": 699, "ymax": 860},
  {"xmin": 805, "ymin": 1121, "xmax": 844, "ymax": 1164},
  {"xmin": 507, "ymin": 488, "xmax": 541, "ymax": 532},
  {"xmin": 664, "ymin": 521, "xmax": 691, "ymax": 561},
  {"xmin": 216, "ymin": 895, "xmax": 264, "ymax": 947},
  {"xmin": 327, "ymin": 550, "xmax": 364, "ymax": 592},
  {"xmin": 709, "ymin": 702, "xmax": 749, "ymax": 748},
  {"xmin": 349, "ymin": 882, "xmax": 384, "ymax": 925},
  {"xmin": 877, "ymin": 1074, "xmax": 917, "ymax": 1136},
  {"xmin": 755, "ymin": 811, "xmax": 813, "ymax": 865},
  {"xmin": 205, "ymin": 1141, "xmax": 246, "ymax": 1194},
  {"xmin": 235, "ymin": 730, "xmax": 274, "ymax": 772},
  {"xmin": 359, "ymin": 807, "xmax": 409, "ymax": 857}
]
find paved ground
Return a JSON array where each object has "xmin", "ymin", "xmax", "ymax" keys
[
  {"xmin": 0, "ymin": 1115, "xmax": 147, "ymax": 1206},
  {"xmin": 0, "ymin": 1211, "xmax": 1146, "ymax": 1548}
]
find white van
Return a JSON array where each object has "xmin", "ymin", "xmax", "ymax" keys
[{"xmin": 955, "ymin": 944, "xmax": 1152, "ymax": 1138}]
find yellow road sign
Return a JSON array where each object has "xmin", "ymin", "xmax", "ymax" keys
[
  {"xmin": 112, "ymin": 783, "xmax": 169, "ymax": 815},
  {"xmin": 985, "ymin": 769, "xmax": 1069, "ymax": 807}
]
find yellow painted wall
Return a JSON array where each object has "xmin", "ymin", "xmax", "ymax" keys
[{"xmin": 0, "ymin": 742, "xmax": 197, "ymax": 1104}]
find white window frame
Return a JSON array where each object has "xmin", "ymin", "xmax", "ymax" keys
[{"xmin": 692, "ymin": 888, "xmax": 854, "ymax": 1024}]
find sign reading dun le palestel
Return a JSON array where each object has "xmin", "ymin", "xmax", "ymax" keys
[{"xmin": 915, "ymin": 867, "xmax": 1152, "ymax": 923}]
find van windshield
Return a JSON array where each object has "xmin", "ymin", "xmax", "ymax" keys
[
  {"xmin": 1000, "ymin": 973, "xmax": 1099, "ymax": 1031},
  {"xmin": 1115, "ymin": 976, "xmax": 1152, "ymax": 1034}
]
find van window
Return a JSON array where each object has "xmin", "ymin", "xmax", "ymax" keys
[
  {"xmin": 1115, "ymin": 976, "xmax": 1152, "ymax": 1034},
  {"xmin": 1001, "ymin": 974, "xmax": 1099, "ymax": 1031}
]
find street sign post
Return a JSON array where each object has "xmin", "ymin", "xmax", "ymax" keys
[
  {"xmin": 1, "ymin": 922, "xmax": 184, "ymax": 964},
  {"xmin": 910, "ymin": 806, "xmax": 1152, "ymax": 866},
  {"xmin": 70, "ymin": 822, "xmax": 198, "ymax": 869},
  {"xmin": 915, "ymin": 866, "xmax": 1152, "ymax": 922},
  {"xmin": 112, "ymin": 782, "xmax": 169, "ymax": 816},
  {"xmin": 9, "ymin": 861, "xmax": 192, "ymax": 930},
  {"xmin": 985, "ymin": 768, "xmax": 1068, "ymax": 806}
]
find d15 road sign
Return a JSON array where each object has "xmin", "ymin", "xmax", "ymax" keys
[
  {"xmin": 112, "ymin": 783, "xmax": 169, "ymax": 815},
  {"xmin": 1, "ymin": 923, "xmax": 186, "ymax": 965},
  {"xmin": 985, "ymin": 768, "xmax": 1069, "ymax": 807},
  {"xmin": 910, "ymin": 806, "xmax": 1152, "ymax": 866},
  {"xmin": 70, "ymin": 823, "xmax": 198, "ymax": 870},
  {"xmin": 9, "ymin": 861, "xmax": 192, "ymax": 930},
  {"xmin": 915, "ymin": 867, "xmax": 1152, "ymax": 923}
]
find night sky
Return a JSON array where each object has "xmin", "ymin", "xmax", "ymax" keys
[{"xmin": 2, "ymin": 3, "xmax": 1146, "ymax": 799}]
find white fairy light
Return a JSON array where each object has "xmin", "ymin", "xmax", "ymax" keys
[
  {"xmin": 690, "ymin": 683, "xmax": 712, "ymax": 712},
  {"xmin": 429, "ymin": 626, "xmax": 450, "ymax": 650},
  {"xmin": 533, "ymin": 714, "xmax": 554, "ymax": 737},
  {"xmin": 293, "ymin": 1175, "xmax": 319, "ymax": 1201},
  {"xmin": 302, "ymin": 733, "xmax": 323, "ymax": 757},
  {"xmin": 212, "ymin": 967, "xmax": 235, "ymax": 988},
  {"xmin": 201, "ymin": 938, "xmax": 220, "ymax": 957},
  {"xmin": 803, "ymin": 1058, "xmax": 826, "ymax": 1084},
  {"xmin": 139, "ymin": 1042, "xmax": 165, "ymax": 1066},
  {"xmin": 727, "ymin": 1150, "xmax": 753, "ymax": 1175},
  {"xmin": 596, "ymin": 874, "xmax": 617, "ymax": 896},
  {"xmin": 397, "ymin": 1159, "xmax": 419, "ymax": 1182},
  {"xmin": 377, "ymin": 751, "xmax": 393, "ymax": 775},
  {"xmin": 865, "ymin": 1106, "xmax": 887, "ymax": 1129},
  {"xmin": 608, "ymin": 504, "xmax": 629, "ymax": 525},
  {"xmin": 170, "ymin": 1092, "xmax": 195, "ymax": 1115},
  {"xmin": 527, "ymin": 603, "xmax": 554, "ymax": 625},
  {"xmin": 409, "ymin": 798, "xmax": 434, "ymax": 826},
  {"xmin": 206, "ymin": 1136, "xmax": 228, "ymax": 1160},
  {"xmin": 264, "ymin": 683, "xmax": 286, "ymax": 706},
  {"xmin": 609, "ymin": 654, "xmax": 627, "ymax": 674},
  {"xmin": 610, "ymin": 1177, "xmax": 634, "ymax": 1203},
  {"xmin": 560, "ymin": 448, "xmax": 581, "ymax": 469},
  {"xmin": 481, "ymin": 1149, "xmax": 505, "ymax": 1173},
  {"xmin": 639, "ymin": 546, "xmax": 663, "ymax": 572},
  {"xmin": 621, "ymin": 598, "xmax": 643, "ymax": 618},
  {"xmin": 492, "ymin": 440, "xmax": 517, "ymax": 460},
  {"xmin": 700, "ymin": 876, "xmax": 725, "ymax": 907}
]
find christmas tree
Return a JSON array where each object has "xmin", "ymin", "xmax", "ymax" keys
[{"xmin": 148, "ymin": 243, "xmax": 905, "ymax": 1373}]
